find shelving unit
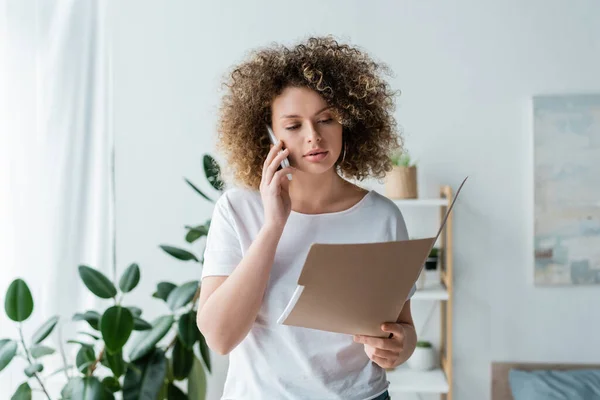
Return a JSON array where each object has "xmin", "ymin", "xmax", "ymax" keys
[{"xmin": 385, "ymin": 185, "xmax": 454, "ymax": 400}]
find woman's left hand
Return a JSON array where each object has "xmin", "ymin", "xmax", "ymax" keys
[{"xmin": 353, "ymin": 323, "xmax": 406, "ymax": 369}]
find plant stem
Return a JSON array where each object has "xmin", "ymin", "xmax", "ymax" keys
[
  {"xmin": 89, "ymin": 346, "xmax": 105, "ymax": 375},
  {"xmin": 57, "ymin": 321, "xmax": 71, "ymax": 381},
  {"xmin": 110, "ymin": 134, "xmax": 118, "ymax": 286},
  {"xmin": 18, "ymin": 324, "xmax": 52, "ymax": 400},
  {"xmin": 166, "ymin": 334, "xmax": 177, "ymax": 352}
]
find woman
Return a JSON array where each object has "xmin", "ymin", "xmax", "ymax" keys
[{"xmin": 197, "ymin": 36, "xmax": 417, "ymax": 400}]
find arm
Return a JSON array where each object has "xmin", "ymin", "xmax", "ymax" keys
[
  {"xmin": 196, "ymin": 138, "xmax": 295, "ymax": 355},
  {"xmin": 196, "ymin": 224, "xmax": 284, "ymax": 355}
]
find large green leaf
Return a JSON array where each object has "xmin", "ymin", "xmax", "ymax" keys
[
  {"xmin": 60, "ymin": 377, "xmax": 80, "ymax": 399},
  {"xmin": 71, "ymin": 376, "xmax": 115, "ymax": 400},
  {"xmin": 100, "ymin": 306, "xmax": 134, "ymax": 354},
  {"xmin": 79, "ymin": 331, "xmax": 101, "ymax": 340},
  {"xmin": 78, "ymin": 266, "xmax": 117, "ymax": 299},
  {"xmin": 166, "ymin": 281, "xmax": 199, "ymax": 311},
  {"xmin": 203, "ymin": 154, "xmax": 224, "ymax": 191},
  {"xmin": 168, "ymin": 383, "xmax": 188, "ymax": 400},
  {"xmin": 188, "ymin": 356, "xmax": 207, "ymax": 400},
  {"xmin": 133, "ymin": 317, "xmax": 152, "ymax": 331},
  {"xmin": 123, "ymin": 349, "xmax": 167, "ymax": 400},
  {"xmin": 102, "ymin": 376, "xmax": 121, "ymax": 393},
  {"xmin": 24, "ymin": 363, "xmax": 43, "ymax": 377},
  {"xmin": 198, "ymin": 333, "xmax": 211, "ymax": 373},
  {"xmin": 172, "ymin": 338, "xmax": 193, "ymax": 380},
  {"xmin": 68, "ymin": 339, "xmax": 94, "ymax": 348},
  {"xmin": 177, "ymin": 311, "xmax": 199, "ymax": 349},
  {"xmin": 5, "ymin": 279, "xmax": 34, "ymax": 322},
  {"xmin": 0, "ymin": 339, "xmax": 17, "ymax": 371},
  {"xmin": 31, "ymin": 315, "xmax": 59, "ymax": 344},
  {"xmin": 185, "ymin": 224, "xmax": 209, "ymax": 244},
  {"xmin": 152, "ymin": 282, "xmax": 177, "ymax": 302},
  {"xmin": 104, "ymin": 350, "xmax": 125, "ymax": 378},
  {"xmin": 128, "ymin": 315, "xmax": 174, "ymax": 361},
  {"xmin": 184, "ymin": 178, "xmax": 212, "ymax": 203},
  {"xmin": 76, "ymin": 346, "xmax": 95, "ymax": 373},
  {"xmin": 127, "ymin": 307, "xmax": 143, "ymax": 318},
  {"xmin": 10, "ymin": 382, "xmax": 32, "ymax": 400},
  {"xmin": 159, "ymin": 246, "xmax": 199, "ymax": 262},
  {"xmin": 30, "ymin": 344, "xmax": 55, "ymax": 359},
  {"xmin": 119, "ymin": 263, "xmax": 140, "ymax": 293},
  {"xmin": 73, "ymin": 311, "xmax": 101, "ymax": 330}
]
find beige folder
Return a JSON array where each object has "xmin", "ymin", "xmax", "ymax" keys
[{"xmin": 277, "ymin": 177, "xmax": 468, "ymax": 338}]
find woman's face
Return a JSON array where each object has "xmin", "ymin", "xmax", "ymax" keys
[{"xmin": 270, "ymin": 86, "xmax": 343, "ymax": 175}]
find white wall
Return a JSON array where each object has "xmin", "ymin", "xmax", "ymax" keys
[{"xmin": 110, "ymin": 1, "xmax": 600, "ymax": 399}]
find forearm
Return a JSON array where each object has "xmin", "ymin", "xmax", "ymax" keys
[{"xmin": 198, "ymin": 224, "xmax": 283, "ymax": 354}]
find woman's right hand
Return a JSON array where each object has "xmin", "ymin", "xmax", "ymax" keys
[{"xmin": 260, "ymin": 139, "xmax": 295, "ymax": 231}]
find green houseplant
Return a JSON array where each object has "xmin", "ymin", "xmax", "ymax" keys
[
  {"xmin": 407, "ymin": 340, "xmax": 437, "ymax": 371},
  {"xmin": 385, "ymin": 150, "xmax": 418, "ymax": 199},
  {"xmin": 425, "ymin": 247, "xmax": 439, "ymax": 270},
  {"xmin": 0, "ymin": 154, "xmax": 224, "ymax": 400}
]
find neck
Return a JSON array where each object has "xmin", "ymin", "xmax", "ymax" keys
[{"xmin": 288, "ymin": 169, "xmax": 348, "ymax": 214}]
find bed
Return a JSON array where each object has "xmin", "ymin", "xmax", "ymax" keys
[{"xmin": 491, "ymin": 362, "xmax": 600, "ymax": 400}]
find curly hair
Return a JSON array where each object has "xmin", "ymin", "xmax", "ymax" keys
[{"xmin": 215, "ymin": 35, "xmax": 404, "ymax": 190}]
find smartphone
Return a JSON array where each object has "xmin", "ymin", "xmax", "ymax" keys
[{"xmin": 266, "ymin": 124, "xmax": 292, "ymax": 181}]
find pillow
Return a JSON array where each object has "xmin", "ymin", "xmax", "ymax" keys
[{"xmin": 509, "ymin": 368, "xmax": 600, "ymax": 400}]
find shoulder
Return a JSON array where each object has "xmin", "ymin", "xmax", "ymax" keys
[
  {"xmin": 214, "ymin": 186, "xmax": 262, "ymax": 215},
  {"xmin": 218, "ymin": 186, "xmax": 260, "ymax": 204},
  {"xmin": 365, "ymin": 190, "xmax": 404, "ymax": 219},
  {"xmin": 363, "ymin": 190, "xmax": 408, "ymax": 240}
]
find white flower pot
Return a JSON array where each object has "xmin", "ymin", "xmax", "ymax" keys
[{"xmin": 407, "ymin": 346, "xmax": 437, "ymax": 371}]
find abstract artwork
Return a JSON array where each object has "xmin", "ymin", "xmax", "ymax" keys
[{"xmin": 534, "ymin": 94, "xmax": 600, "ymax": 285}]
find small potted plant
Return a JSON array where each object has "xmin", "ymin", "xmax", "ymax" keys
[
  {"xmin": 425, "ymin": 247, "xmax": 439, "ymax": 270},
  {"xmin": 385, "ymin": 150, "xmax": 417, "ymax": 199},
  {"xmin": 407, "ymin": 340, "xmax": 437, "ymax": 371}
]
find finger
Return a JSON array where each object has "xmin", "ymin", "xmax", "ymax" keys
[
  {"xmin": 279, "ymin": 167, "xmax": 294, "ymax": 185},
  {"xmin": 381, "ymin": 323, "xmax": 405, "ymax": 339},
  {"xmin": 370, "ymin": 354, "xmax": 394, "ymax": 369},
  {"xmin": 265, "ymin": 149, "xmax": 290, "ymax": 185},
  {"xmin": 270, "ymin": 167, "xmax": 295, "ymax": 189},
  {"xmin": 371, "ymin": 347, "xmax": 400, "ymax": 359},
  {"xmin": 262, "ymin": 140, "xmax": 284, "ymax": 180},
  {"xmin": 354, "ymin": 335, "xmax": 402, "ymax": 352}
]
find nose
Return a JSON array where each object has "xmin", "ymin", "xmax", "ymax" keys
[{"xmin": 306, "ymin": 122, "xmax": 322, "ymax": 143}]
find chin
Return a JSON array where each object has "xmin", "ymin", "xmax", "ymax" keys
[{"xmin": 298, "ymin": 162, "xmax": 338, "ymax": 175}]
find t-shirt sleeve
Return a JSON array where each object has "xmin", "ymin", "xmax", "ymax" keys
[
  {"xmin": 201, "ymin": 194, "xmax": 243, "ymax": 279},
  {"xmin": 394, "ymin": 208, "xmax": 417, "ymax": 301}
]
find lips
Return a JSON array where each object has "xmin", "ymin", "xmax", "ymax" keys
[{"xmin": 304, "ymin": 150, "xmax": 328, "ymax": 157}]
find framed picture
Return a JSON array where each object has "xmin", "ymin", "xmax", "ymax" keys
[{"xmin": 533, "ymin": 94, "xmax": 600, "ymax": 285}]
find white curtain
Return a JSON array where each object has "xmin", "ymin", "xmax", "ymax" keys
[{"xmin": 0, "ymin": 0, "xmax": 113, "ymax": 396}]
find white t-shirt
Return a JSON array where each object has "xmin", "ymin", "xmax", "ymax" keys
[{"xmin": 201, "ymin": 187, "xmax": 416, "ymax": 400}]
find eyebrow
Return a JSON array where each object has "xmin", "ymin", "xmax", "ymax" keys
[{"xmin": 280, "ymin": 106, "xmax": 331, "ymax": 119}]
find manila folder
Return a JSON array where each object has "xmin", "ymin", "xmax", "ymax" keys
[{"xmin": 277, "ymin": 176, "xmax": 467, "ymax": 338}]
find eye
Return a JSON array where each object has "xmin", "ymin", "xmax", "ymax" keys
[
  {"xmin": 318, "ymin": 118, "xmax": 333, "ymax": 124},
  {"xmin": 285, "ymin": 125, "xmax": 300, "ymax": 131}
]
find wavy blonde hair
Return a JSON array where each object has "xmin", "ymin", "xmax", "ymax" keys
[{"xmin": 216, "ymin": 35, "xmax": 403, "ymax": 190}]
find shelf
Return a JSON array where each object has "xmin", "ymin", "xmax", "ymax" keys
[
  {"xmin": 387, "ymin": 366, "xmax": 449, "ymax": 393},
  {"xmin": 412, "ymin": 282, "xmax": 449, "ymax": 301},
  {"xmin": 391, "ymin": 198, "xmax": 448, "ymax": 207}
]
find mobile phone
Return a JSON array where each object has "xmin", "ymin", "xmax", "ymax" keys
[{"xmin": 266, "ymin": 125, "xmax": 292, "ymax": 181}]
